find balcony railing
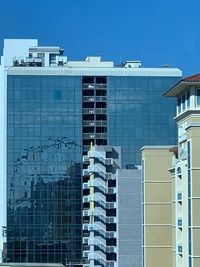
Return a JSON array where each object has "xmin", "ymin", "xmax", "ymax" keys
[
  {"xmin": 96, "ymin": 121, "xmax": 107, "ymax": 127},
  {"xmin": 83, "ymin": 83, "xmax": 107, "ymax": 90},
  {"xmin": 83, "ymin": 96, "xmax": 95, "ymax": 102},
  {"xmin": 83, "ymin": 218, "xmax": 90, "ymax": 224},
  {"xmin": 96, "ymin": 84, "xmax": 107, "ymax": 89},
  {"xmin": 96, "ymin": 133, "xmax": 107, "ymax": 139},
  {"xmin": 83, "ymin": 182, "xmax": 89, "ymax": 189},
  {"xmin": 83, "ymin": 210, "xmax": 90, "ymax": 217},
  {"xmin": 83, "ymin": 196, "xmax": 90, "ymax": 203},
  {"xmin": 83, "ymin": 169, "xmax": 89, "ymax": 176},
  {"xmin": 83, "ymin": 108, "xmax": 95, "ymax": 114},
  {"xmin": 83, "ymin": 84, "xmax": 95, "ymax": 89},
  {"xmin": 83, "ymin": 155, "xmax": 89, "ymax": 163},
  {"xmin": 83, "ymin": 121, "xmax": 95, "ymax": 127},
  {"xmin": 83, "ymin": 133, "xmax": 95, "ymax": 139},
  {"xmin": 83, "ymin": 120, "xmax": 107, "ymax": 127},
  {"xmin": 83, "ymin": 108, "xmax": 107, "ymax": 114},
  {"xmin": 96, "ymin": 96, "xmax": 107, "ymax": 102},
  {"xmin": 13, "ymin": 57, "xmax": 43, "ymax": 67},
  {"xmin": 83, "ymin": 245, "xmax": 90, "ymax": 251},
  {"xmin": 83, "ymin": 232, "xmax": 90, "ymax": 237},
  {"xmin": 83, "ymin": 225, "xmax": 88, "ymax": 231},
  {"xmin": 82, "ymin": 95, "xmax": 107, "ymax": 102},
  {"xmin": 96, "ymin": 108, "xmax": 107, "ymax": 114}
]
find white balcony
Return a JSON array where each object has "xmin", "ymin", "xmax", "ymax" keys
[
  {"xmin": 83, "ymin": 224, "xmax": 88, "ymax": 230},
  {"xmin": 83, "ymin": 196, "xmax": 90, "ymax": 203},
  {"xmin": 83, "ymin": 155, "xmax": 89, "ymax": 163},
  {"xmin": 83, "ymin": 237, "xmax": 89, "ymax": 244},
  {"xmin": 105, "ymin": 158, "xmax": 113, "ymax": 165},
  {"xmin": 83, "ymin": 182, "xmax": 89, "ymax": 189},
  {"xmin": 83, "ymin": 169, "xmax": 89, "ymax": 176},
  {"xmin": 83, "ymin": 210, "xmax": 90, "ymax": 217},
  {"xmin": 83, "ymin": 251, "xmax": 89, "ymax": 258},
  {"xmin": 88, "ymin": 165, "xmax": 95, "ymax": 173}
]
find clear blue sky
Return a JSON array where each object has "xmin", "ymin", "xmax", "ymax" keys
[{"xmin": 0, "ymin": 0, "xmax": 200, "ymax": 76}]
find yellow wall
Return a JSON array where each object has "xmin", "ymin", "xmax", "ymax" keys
[{"xmin": 142, "ymin": 147, "xmax": 173, "ymax": 267}]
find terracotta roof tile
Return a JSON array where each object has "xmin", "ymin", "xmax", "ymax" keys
[{"xmin": 182, "ymin": 73, "xmax": 200, "ymax": 82}]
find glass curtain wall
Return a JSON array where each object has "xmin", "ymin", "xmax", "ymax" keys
[
  {"xmin": 108, "ymin": 76, "xmax": 180, "ymax": 166},
  {"xmin": 7, "ymin": 75, "xmax": 82, "ymax": 263}
]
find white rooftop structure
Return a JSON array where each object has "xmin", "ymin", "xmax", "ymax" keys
[{"xmin": 1, "ymin": 39, "xmax": 182, "ymax": 77}]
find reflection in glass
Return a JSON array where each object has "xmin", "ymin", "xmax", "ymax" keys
[{"xmin": 7, "ymin": 76, "xmax": 82, "ymax": 263}]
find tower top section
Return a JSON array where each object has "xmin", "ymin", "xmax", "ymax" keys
[{"xmin": 1, "ymin": 39, "xmax": 182, "ymax": 77}]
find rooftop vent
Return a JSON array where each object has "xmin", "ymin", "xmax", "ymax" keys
[
  {"xmin": 162, "ymin": 64, "xmax": 170, "ymax": 68},
  {"xmin": 122, "ymin": 61, "xmax": 142, "ymax": 68}
]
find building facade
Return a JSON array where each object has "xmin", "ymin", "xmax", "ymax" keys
[
  {"xmin": 0, "ymin": 39, "xmax": 181, "ymax": 263},
  {"xmin": 164, "ymin": 74, "xmax": 200, "ymax": 267},
  {"xmin": 117, "ymin": 168, "xmax": 142, "ymax": 267},
  {"xmin": 83, "ymin": 145, "xmax": 141, "ymax": 267},
  {"xmin": 141, "ymin": 146, "xmax": 174, "ymax": 267},
  {"xmin": 142, "ymin": 73, "xmax": 200, "ymax": 267}
]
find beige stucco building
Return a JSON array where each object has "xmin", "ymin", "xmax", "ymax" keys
[
  {"xmin": 141, "ymin": 146, "xmax": 174, "ymax": 267},
  {"xmin": 142, "ymin": 73, "xmax": 200, "ymax": 267}
]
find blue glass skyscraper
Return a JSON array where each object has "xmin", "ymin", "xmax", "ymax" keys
[{"xmin": 0, "ymin": 39, "xmax": 182, "ymax": 264}]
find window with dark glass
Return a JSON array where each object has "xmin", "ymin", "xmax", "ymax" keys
[
  {"xmin": 182, "ymin": 94, "xmax": 186, "ymax": 111},
  {"xmin": 49, "ymin": 54, "xmax": 56, "ymax": 64},
  {"xmin": 178, "ymin": 97, "xmax": 181, "ymax": 113},
  {"xmin": 187, "ymin": 91, "xmax": 190, "ymax": 108}
]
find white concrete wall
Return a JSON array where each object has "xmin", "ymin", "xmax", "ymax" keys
[{"xmin": 117, "ymin": 169, "xmax": 142, "ymax": 267}]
